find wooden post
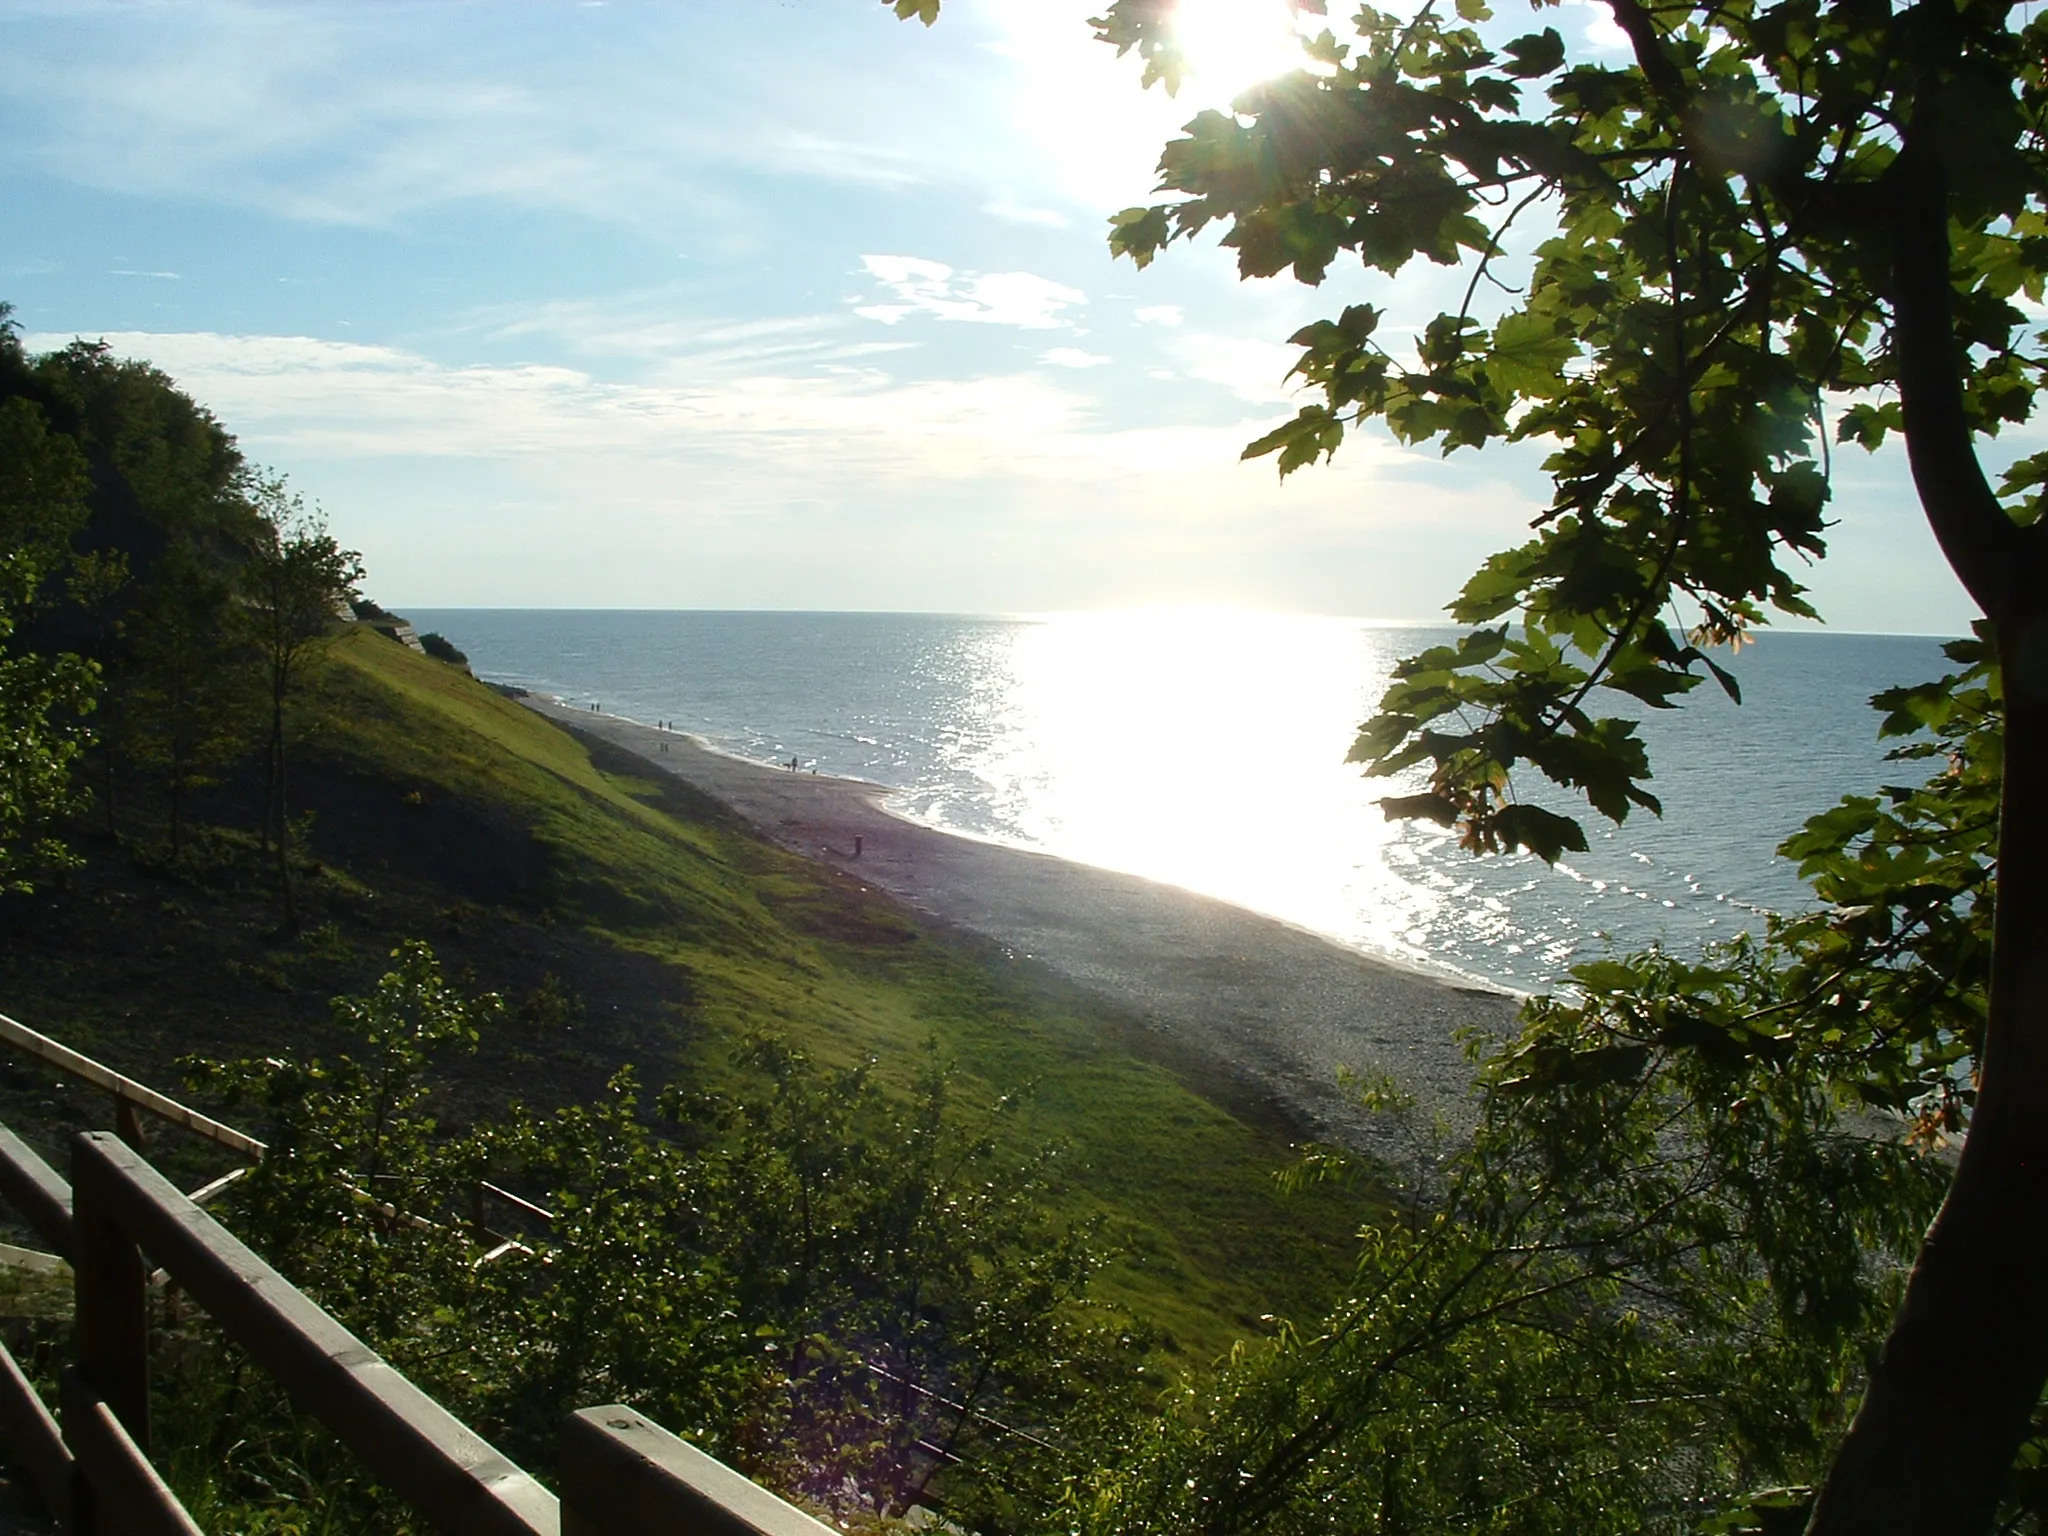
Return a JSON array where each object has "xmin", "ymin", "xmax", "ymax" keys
[
  {"xmin": 71, "ymin": 1135, "xmax": 149, "ymax": 1449},
  {"xmin": 114, "ymin": 1099, "xmax": 146, "ymax": 1153}
]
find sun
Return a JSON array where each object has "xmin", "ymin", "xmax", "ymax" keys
[{"xmin": 1168, "ymin": 0, "xmax": 1313, "ymax": 107}]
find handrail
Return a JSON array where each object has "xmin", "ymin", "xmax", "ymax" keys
[
  {"xmin": 0, "ymin": 1012, "xmax": 558, "ymax": 1243},
  {"xmin": 561, "ymin": 1407, "xmax": 835, "ymax": 1536},
  {"xmin": 0, "ymin": 1012, "xmax": 265, "ymax": 1159},
  {"xmin": 0, "ymin": 1341, "xmax": 69, "ymax": 1525},
  {"xmin": 61, "ymin": 1368, "xmax": 202, "ymax": 1536},
  {"xmin": 0, "ymin": 1124, "xmax": 73, "ymax": 1259},
  {"xmin": 478, "ymin": 1178, "xmax": 557, "ymax": 1227},
  {"xmin": 73, "ymin": 1132, "xmax": 560, "ymax": 1535}
]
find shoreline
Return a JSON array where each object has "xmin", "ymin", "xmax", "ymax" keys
[{"xmin": 522, "ymin": 694, "xmax": 1523, "ymax": 1158}]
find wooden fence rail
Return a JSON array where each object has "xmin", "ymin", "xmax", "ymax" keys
[
  {"xmin": 0, "ymin": 1015, "xmax": 263, "ymax": 1160},
  {"xmin": 561, "ymin": 1407, "xmax": 833, "ymax": 1536},
  {"xmin": 72, "ymin": 1132, "xmax": 559, "ymax": 1534},
  {"xmin": 0, "ymin": 1008, "xmax": 1037, "ymax": 1477}
]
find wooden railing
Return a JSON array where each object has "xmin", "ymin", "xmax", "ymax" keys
[
  {"xmin": 0, "ymin": 1018, "xmax": 838, "ymax": 1535},
  {"xmin": 0, "ymin": 1014, "xmax": 262, "ymax": 1162},
  {"xmin": 0, "ymin": 1009, "xmax": 550, "ymax": 1246}
]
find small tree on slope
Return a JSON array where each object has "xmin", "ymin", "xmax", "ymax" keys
[{"xmin": 242, "ymin": 478, "xmax": 362, "ymax": 933}]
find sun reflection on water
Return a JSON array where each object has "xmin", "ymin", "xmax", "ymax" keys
[
  {"xmin": 924, "ymin": 611, "xmax": 1476, "ymax": 978},
  {"xmin": 413, "ymin": 609, "xmax": 1942, "ymax": 994}
]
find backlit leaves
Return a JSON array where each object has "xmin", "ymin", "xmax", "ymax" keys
[{"xmin": 1093, "ymin": 0, "xmax": 2043, "ymax": 863}]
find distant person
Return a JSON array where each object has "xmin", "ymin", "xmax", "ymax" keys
[{"xmin": 854, "ymin": 835, "xmax": 863, "ymax": 859}]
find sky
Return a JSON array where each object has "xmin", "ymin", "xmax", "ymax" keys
[{"xmin": 0, "ymin": 0, "xmax": 1988, "ymax": 632}]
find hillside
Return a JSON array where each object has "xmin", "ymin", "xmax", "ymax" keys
[{"xmin": 0, "ymin": 621, "xmax": 1360, "ymax": 1364}]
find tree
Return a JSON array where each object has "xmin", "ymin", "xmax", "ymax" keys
[
  {"xmin": 1062, "ymin": 0, "xmax": 2044, "ymax": 1525},
  {"xmin": 896, "ymin": 0, "xmax": 2048, "ymax": 1524},
  {"xmin": 1064, "ymin": 986, "xmax": 1948, "ymax": 1536},
  {"xmin": 129, "ymin": 535, "xmax": 257, "ymax": 857},
  {"xmin": 0, "ymin": 312, "xmax": 97, "ymax": 887},
  {"xmin": 192, "ymin": 948, "xmax": 1132, "ymax": 1529},
  {"xmin": 241, "ymin": 479, "xmax": 362, "ymax": 931},
  {"xmin": 2, "ymin": 319, "xmax": 253, "ymax": 840}
]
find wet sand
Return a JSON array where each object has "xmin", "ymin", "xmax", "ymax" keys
[{"xmin": 525, "ymin": 697, "xmax": 1521, "ymax": 1159}]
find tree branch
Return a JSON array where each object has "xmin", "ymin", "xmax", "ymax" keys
[{"xmin": 1886, "ymin": 98, "xmax": 2032, "ymax": 623}]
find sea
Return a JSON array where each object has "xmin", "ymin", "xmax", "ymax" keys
[{"xmin": 407, "ymin": 610, "xmax": 1956, "ymax": 995}]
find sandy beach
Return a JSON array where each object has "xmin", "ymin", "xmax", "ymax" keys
[{"xmin": 524, "ymin": 696, "xmax": 1522, "ymax": 1160}]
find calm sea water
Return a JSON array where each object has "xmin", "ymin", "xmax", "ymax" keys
[{"xmin": 408, "ymin": 610, "xmax": 1954, "ymax": 993}]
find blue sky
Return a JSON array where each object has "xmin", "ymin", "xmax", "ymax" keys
[{"xmin": 0, "ymin": 0, "xmax": 1983, "ymax": 631}]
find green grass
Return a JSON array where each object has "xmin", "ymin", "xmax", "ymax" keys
[{"xmin": 313, "ymin": 631, "xmax": 1363, "ymax": 1361}]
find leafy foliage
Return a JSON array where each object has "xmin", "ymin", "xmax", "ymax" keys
[
  {"xmin": 191, "ymin": 945, "xmax": 1135, "ymax": 1530},
  {"xmin": 1092, "ymin": 0, "xmax": 2044, "ymax": 863},
  {"xmin": 873, "ymin": 0, "xmax": 2044, "ymax": 1521},
  {"xmin": 1064, "ymin": 961, "xmax": 1947, "ymax": 1536},
  {"xmin": 0, "ymin": 313, "xmax": 98, "ymax": 886},
  {"xmin": 128, "ymin": 535, "xmax": 259, "ymax": 855}
]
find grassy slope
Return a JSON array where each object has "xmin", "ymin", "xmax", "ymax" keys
[
  {"xmin": 0, "ymin": 627, "xmax": 1360, "ymax": 1365},
  {"xmin": 316, "ymin": 630, "xmax": 1361, "ymax": 1358}
]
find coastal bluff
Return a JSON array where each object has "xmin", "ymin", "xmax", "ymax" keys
[{"xmin": 521, "ymin": 696, "xmax": 1521, "ymax": 1161}]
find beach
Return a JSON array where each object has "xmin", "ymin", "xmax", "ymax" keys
[{"xmin": 524, "ymin": 696, "xmax": 1522, "ymax": 1159}]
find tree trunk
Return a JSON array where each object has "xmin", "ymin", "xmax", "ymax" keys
[
  {"xmin": 1806, "ymin": 626, "xmax": 2048, "ymax": 1534},
  {"xmin": 260, "ymin": 699, "xmax": 279, "ymax": 858},
  {"xmin": 100, "ymin": 692, "xmax": 121, "ymax": 838},
  {"xmin": 1805, "ymin": 82, "xmax": 2048, "ymax": 1536},
  {"xmin": 275, "ymin": 716, "xmax": 296, "ymax": 933}
]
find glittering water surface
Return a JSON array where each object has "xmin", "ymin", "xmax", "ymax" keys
[{"xmin": 408, "ymin": 610, "xmax": 1952, "ymax": 992}]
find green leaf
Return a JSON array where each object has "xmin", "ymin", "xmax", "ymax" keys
[
  {"xmin": 1498, "ymin": 27, "xmax": 1565, "ymax": 78},
  {"xmin": 1242, "ymin": 406, "xmax": 1345, "ymax": 475},
  {"xmin": 1488, "ymin": 310, "xmax": 1576, "ymax": 396},
  {"xmin": 1490, "ymin": 803, "xmax": 1589, "ymax": 862},
  {"xmin": 1377, "ymin": 792, "xmax": 1461, "ymax": 826}
]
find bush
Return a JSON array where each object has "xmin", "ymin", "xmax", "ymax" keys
[{"xmin": 417, "ymin": 632, "xmax": 468, "ymax": 667}]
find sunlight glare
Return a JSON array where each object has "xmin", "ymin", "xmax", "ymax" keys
[
  {"xmin": 1170, "ymin": 0, "xmax": 1313, "ymax": 107},
  {"xmin": 938, "ymin": 612, "xmax": 1470, "ymax": 973}
]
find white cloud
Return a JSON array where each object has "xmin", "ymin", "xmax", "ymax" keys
[
  {"xmin": 0, "ymin": 3, "xmax": 948, "ymax": 235},
  {"xmin": 1559, "ymin": 1, "xmax": 1633, "ymax": 51},
  {"xmin": 459, "ymin": 294, "xmax": 923, "ymax": 376},
  {"xmin": 854, "ymin": 255, "xmax": 1086, "ymax": 330},
  {"xmin": 24, "ymin": 328, "xmax": 1425, "ymax": 496},
  {"xmin": 17, "ymin": 326, "xmax": 1540, "ymax": 612},
  {"xmin": 984, "ymin": 199, "xmax": 1070, "ymax": 229},
  {"xmin": 1134, "ymin": 305, "xmax": 1184, "ymax": 327},
  {"xmin": 30, "ymin": 329, "xmax": 1109, "ymax": 476},
  {"xmin": 1178, "ymin": 333, "xmax": 1304, "ymax": 404},
  {"xmin": 1042, "ymin": 347, "xmax": 1110, "ymax": 368}
]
